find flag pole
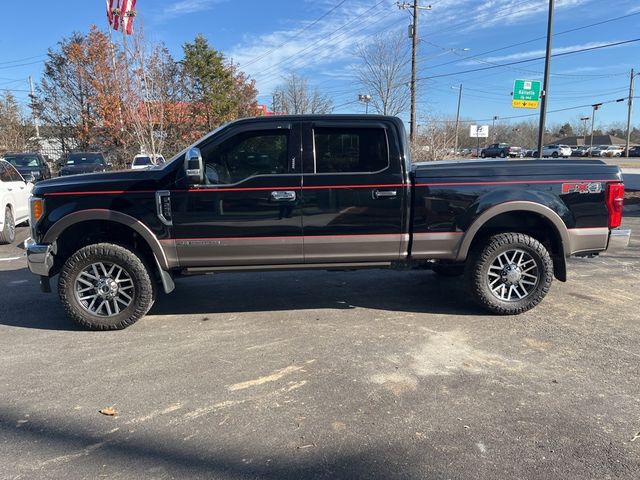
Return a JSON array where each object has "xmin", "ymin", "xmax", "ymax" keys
[{"xmin": 106, "ymin": 2, "xmax": 125, "ymax": 132}]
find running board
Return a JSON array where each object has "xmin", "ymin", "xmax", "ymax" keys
[{"xmin": 182, "ymin": 262, "xmax": 392, "ymax": 275}]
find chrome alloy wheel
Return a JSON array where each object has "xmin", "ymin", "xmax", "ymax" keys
[
  {"xmin": 487, "ymin": 249, "xmax": 539, "ymax": 302},
  {"xmin": 74, "ymin": 262, "xmax": 135, "ymax": 316}
]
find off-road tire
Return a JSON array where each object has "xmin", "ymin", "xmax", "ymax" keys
[
  {"xmin": 465, "ymin": 233, "xmax": 553, "ymax": 315},
  {"xmin": 58, "ymin": 243, "xmax": 155, "ymax": 330},
  {"xmin": 0, "ymin": 207, "xmax": 15, "ymax": 244}
]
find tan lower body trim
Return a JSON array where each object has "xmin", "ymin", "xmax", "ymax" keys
[
  {"xmin": 567, "ymin": 227, "xmax": 609, "ymax": 255},
  {"xmin": 303, "ymin": 234, "xmax": 405, "ymax": 263},
  {"xmin": 411, "ymin": 232, "xmax": 463, "ymax": 260}
]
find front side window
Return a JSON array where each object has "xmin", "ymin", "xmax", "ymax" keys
[
  {"xmin": 0, "ymin": 163, "xmax": 8, "ymax": 182},
  {"xmin": 313, "ymin": 127, "xmax": 388, "ymax": 173},
  {"xmin": 201, "ymin": 129, "xmax": 290, "ymax": 185}
]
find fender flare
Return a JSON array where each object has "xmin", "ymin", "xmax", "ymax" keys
[
  {"xmin": 455, "ymin": 201, "xmax": 571, "ymax": 262},
  {"xmin": 43, "ymin": 209, "xmax": 171, "ymax": 270}
]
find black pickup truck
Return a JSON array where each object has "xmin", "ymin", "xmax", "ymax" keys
[{"xmin": 26, "ymin": 115, "xmax": 630, "ymax": 329}]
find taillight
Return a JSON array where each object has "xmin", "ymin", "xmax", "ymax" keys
[{"xmin": 605, "ymin": 183, "xmax": 625, "ymax": 228}]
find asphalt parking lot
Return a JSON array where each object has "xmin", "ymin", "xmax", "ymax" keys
[{"xmin": 1, "ymin": 212, "xmax": 639, "ymax": 479}]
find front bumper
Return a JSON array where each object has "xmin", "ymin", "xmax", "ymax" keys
[
  {"xmin": 25, "ymin": 237, "xmax": 55, "ymax": 276},
  {"xmin": 607, "ymin": 229, "xmax": 631, "ymax": 253}
]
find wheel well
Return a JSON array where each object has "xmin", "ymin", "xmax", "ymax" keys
[
  {"xmin": 467, "ymin": 211, "xmax": 566, "ymax": 280},
  {"xmin": 53, "ymin": 220, "xmax": 157, "ymax": 279}
]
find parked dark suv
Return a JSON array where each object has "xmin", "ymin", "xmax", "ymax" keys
[
  {"xmin": 3, "ymin": 152, "xmax": 51, "ymax": 182},
  {"xmin": 480, "ymin": 143, "xmax": 523, "ymax": 158},
  {"xmin": 59, "ymin": 152, "xmax": 110, "ymax": 176}
]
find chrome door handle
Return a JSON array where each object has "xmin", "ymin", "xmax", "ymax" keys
[
  {"xmin": 373, "ymin": 189, "xmax": 397, "ymax": 199},
  {"xmin": 271, "ymin": 190, "xmax": 296, "ymax": 201}
]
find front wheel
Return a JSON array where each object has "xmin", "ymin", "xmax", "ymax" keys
[
  {"xmin": 58, "ymin": 243, "xmax": 155, "ymax": 330},
  {"xmin": 552, "ymin": 151, "xmax": 559, "ymax": 158},
  {"xmin": 480, "ymin": 152, "xmax": 486, "ymax": 158},
  {"xmin": 0, "ymin": 207, "xmax": 15, "ymax": 244},
  {"xmin": 465, "ymin": 233, "xmax": 553, "ymax": 315}
]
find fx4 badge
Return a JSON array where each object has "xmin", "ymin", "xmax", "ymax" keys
[{"xmin": 561, "ymin": 182, "xmax": 602, "ymax": 194}]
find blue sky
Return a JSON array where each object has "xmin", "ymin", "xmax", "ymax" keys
[{"xmin": 1, "ymin": 0, "xmax": 639, "ymax": 131}]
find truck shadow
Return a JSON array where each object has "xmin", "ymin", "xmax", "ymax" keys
[
  {"xmin": 150, "ymin": 268, "xmax": 486, "ymax": 318},
  {"xmin": 0, "ymin": 267, "xmax": 486, "ymax": 331}
]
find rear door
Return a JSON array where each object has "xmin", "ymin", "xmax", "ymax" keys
[
  {"xmin": 2, "ymin": 162, "xmax": 29, "ymax": 221},
  {"xmin": 300, "ymin": 120, "xmax": 407, "ymax": 263},
  {"xmin": 171, "ymin": 121, "xmax": 304, "ymax": 267}
]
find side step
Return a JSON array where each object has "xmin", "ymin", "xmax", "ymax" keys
[{"xmin": 183, "ymin": 262, "xmax": 392, "ymax": 275}]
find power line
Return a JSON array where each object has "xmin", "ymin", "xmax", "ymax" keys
[
  {"xmin": 0, "ymin": 54, "xmax": 47, "ymax": 66},
  {"xmin": 424, "ymin": 11, "xmax": 640, "ymax": 73},
  {"xmin": 241, "ymin": 0, "xmax": 350, "ymax": 68},
  {"xmin": 254, "ymin": 0, "xmax": 388, "ymax": 79},
  {"xmin": 416, "ymin": 38, "xmax": 640, "ymax": 81}
]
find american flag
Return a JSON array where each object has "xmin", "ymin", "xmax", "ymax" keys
[{"xmin": 106, "ymin": 0, "xmax": 137, "ymax": 35}]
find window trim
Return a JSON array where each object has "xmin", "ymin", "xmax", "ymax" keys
[
  {"xmin": 197, "ymin": 125, "xmax": 296, "ymax": 187},
  {"xmin": 309, "ymin": 126, "xmax": 391, "ymax": 175}
]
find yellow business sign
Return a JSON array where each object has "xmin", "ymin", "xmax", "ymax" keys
[{"xmin": 511, "ymin": 99, "xmax": 539, "ymax": 109}]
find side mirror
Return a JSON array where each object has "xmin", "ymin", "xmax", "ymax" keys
[
  {"xmin": 24, "ymin": 173, "xmax": 36, "ymax": 183},
  {"xmin": 184, "ymin": 148, "xmax": 204, "ymax": 185}
]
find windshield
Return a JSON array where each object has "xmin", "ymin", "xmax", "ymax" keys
[
  {"xmin": 133, "ymin": 156, "xmax": 152, "ymax": 166},
  {"xmin": 5, "ymin": 155, "xmax": 40, "ymax": 168},
  {"xmin": 66, "ymin": 153, "xmax": 105, "ymax": 165}
]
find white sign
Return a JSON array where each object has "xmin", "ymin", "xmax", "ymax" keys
[{"xmin": 470, "ymin": 125, "xmax": 489, "ymax": 138}]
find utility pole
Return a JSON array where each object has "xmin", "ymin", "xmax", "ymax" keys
[
  {"xmin": 397, "ymin": 1, "xmax": 431, "ymax": 145},
  {"xmin": 453, "ymin": 84, "xmax": 463, "ymax": 154},
  {"xmin": 536, "ymin": 0, "xmax": 554, "ymax": 159},
  {"xmin": 28, "ymin": 76, "xmax": 40, "ymax": 139},
  {"xmin": 625, "ymin": 68, "xmax": 637, "ymax": 158},
  {"xmin": 590, "ymin": 103, "xmax": 602, "ymax": 157}
]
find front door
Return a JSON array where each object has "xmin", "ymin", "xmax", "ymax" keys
[
  {"xmin": 171, "ymin": 121, "xmax": 303, "ymax": 267},
  {"xmin": 300, "ymin": 120, "xmax": 407, "ymax": 263}
]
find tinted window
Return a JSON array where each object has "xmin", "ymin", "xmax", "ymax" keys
[
  {"xmin": 201, "ymin": 129, "xmax": 290, "ymax": 185},
  {"xmin": 1, "ymin": 162, "xmax": 22, "ymax": 182},
  {"xmin": 313, "ymin": 127, "xmax": 388, "ymax": 173},
  {"xmin": 5, "ymin": 154, "xmax": 41, "ymax": 168},
  {"xmin": 66, "ymin": 153, "xmax": 105, "ymax": 165}
]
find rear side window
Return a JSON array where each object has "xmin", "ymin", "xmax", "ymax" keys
[
  {"xmin": 313, "ymin": 127, "xmax": 388, "ymax": 173},
  {"xmin": 1, "ymin": 162, "xmax": 22, "ymax": 182}
]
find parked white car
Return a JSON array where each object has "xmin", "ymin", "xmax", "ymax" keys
[
  {"xmin": 542, "ymin": 144, "xmax": 572, "ymax": 158},
  {"xmin": 0, "ymin": 160, "xmax": 32, "ymax": 244},
  {"xmin": 131, "ymin": 154, "xmax": 166, "ymax": 170},
  {"xmin": 590, "ymin": 145, "xmax": 608, "ymax": 157},
  {"xmin": 601, "ymin": 145, "xmax": 624, "ymax": 157}
]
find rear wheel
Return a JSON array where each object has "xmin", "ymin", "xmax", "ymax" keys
[
  {"xmin": 500, "ymin": 151, "xmax": 506, "ymax": 158},
  {"xmin": 465, "ymin": 233, "xmax": 553, "ymax": 315},
  {"xmin": 58, "ymin": 243, "xmax": 155, "ymax": 330},
  {"xmin": 0, "ymin": 207, "xmax": 15, "ymax": 244},
  {"xmin": 552, "ymin": 151, "xmax": 559, "ymax": 158},
  {"xmin": 480, "ymin": 152, "xmax": 486, "ymax": 158}
]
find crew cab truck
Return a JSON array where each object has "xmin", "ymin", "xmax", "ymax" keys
[{"xmin": 26, "ymin": 115, "xmax": 630, "ymax": 330}]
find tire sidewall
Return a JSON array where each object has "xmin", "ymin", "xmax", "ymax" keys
[
  {"xmin": 2, "ymin": 207, "xmax": 15, "ymax": 243},
  {"xmin": 468, "ymin": 234, "xmax": 553, "ymax": 314},
  {"xmin": 59, "ymin": 244, "xmax": 154, "ymax": 330}
]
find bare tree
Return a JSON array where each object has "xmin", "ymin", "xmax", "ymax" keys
[
  {"xmin": 0, "ymin": 91, "xmax": 34, "ymax": 153},
  {"xmin": 272, "ymin": 73, "xmax": 333, "ymax": 114},
  {"xmin": 355, "ymin": 32, "xmax": 410, "ymax": 116}
]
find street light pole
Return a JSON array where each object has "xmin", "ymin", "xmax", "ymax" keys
[
  {"xmin": 536, "ymin": 0, "xmax": 555, "ymax": 159},
  {"xmin": 590, "ymin": 103, "xmax": 602, "ymax": 157},
  {"xmin": 625, "ymin": 68, "xmax": 637, "ymax": 158},
  {"xmin": 492, "ymin": 116, "xmax": 498, "ymax": 142},
  {"xmin": 358, "ymin": 94, "xmax": 372, "ymax": 114},
  {"xmin": 580, "ymin": 116, "xmax": 590, "ymax": 142},
  {"xmin": 454, "ymin": 84, "xmax": 463, "ymax": 155}
]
